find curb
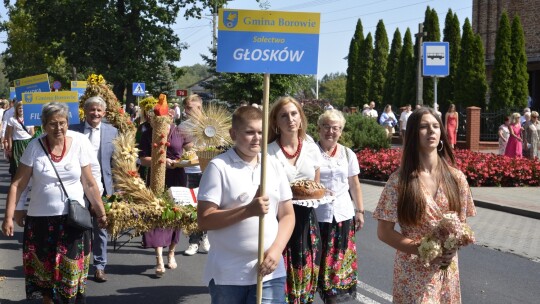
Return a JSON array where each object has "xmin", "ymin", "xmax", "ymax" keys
[{"xmin": 359, "ymin": 179, "xmax": 540, "ymax": 220}]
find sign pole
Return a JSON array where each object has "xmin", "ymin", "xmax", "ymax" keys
[
  {"xmin": 433, "ymin": 77, "xmax": 438, "ymax": 110},
  {"xmin": 257, "ymin": 73, "xmax": 270, "ymax": 304}
]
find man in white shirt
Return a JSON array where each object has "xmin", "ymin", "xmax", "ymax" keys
[
  {"xmin": 367, "ymin": 101, "xmax": 378, "ymax": 119},
  {"xmin": 399, "ymin": 104, "xmax": 412, "ymax": 144},
  {"xmin": 520, "ymin": 107, "xmax": 531, "ymax": 125},
  {"xmin": 197, "ymin": 106, "xmax": 295, "ymax": 303}
]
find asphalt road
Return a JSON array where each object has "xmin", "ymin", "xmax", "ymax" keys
[{"xmin": 1, "ymin": 156, "xmax": 540, "ymax": 303}]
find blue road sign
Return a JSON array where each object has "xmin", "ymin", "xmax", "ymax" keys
[
  {"xmin": 423, "ymin": 42, "xmax": 450, "ymax": 77},
  {"xmin": 133, "ymin": 82, "xmax": 146, "ymax": 96}
]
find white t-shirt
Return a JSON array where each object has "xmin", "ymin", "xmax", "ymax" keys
[
  {"xmin": 268, "ymin": 140, "xmax": 321, "ymax": 182},
  {"xmin": 399, "ymin": 110, "xmax": 412, "ymax": 130},
  {"xmin": 7, "ymin": 117, "xmax": 33, "ymax": 140},
  {"xmin": 1, "ymin": 107, "xmax": 14, "ymax": 137},
  {"xmin": 315, "ymin": 144, "xmax": 360, "ymax": 223},
  {"xmin": 367, "ymin": 109, "xmax": 378, "ymax": 119},
  {"xmin": 197, "ymin": 148, "xmax": 292, "ymax": 285},
  {"xmin": 20, "ymin": 131, "xmax": 96, "ymax": 216}
]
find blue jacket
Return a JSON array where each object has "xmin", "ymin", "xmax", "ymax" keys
[{"xmin": 69, "ymin": 122, "xmax": 118, "ymax": 195}]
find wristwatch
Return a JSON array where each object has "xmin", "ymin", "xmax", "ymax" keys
[{"xmin": 354, "ymin": 208, "xmax": 365, "ymax": 214}]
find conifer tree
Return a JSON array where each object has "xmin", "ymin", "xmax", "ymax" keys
[
  {"xmin": 369, "ymin": 20, "xmax": 389, "ymax": 104},
  {"xmin": 490, "ymin": 11, "xmax": 513, "ymax": 110},
  {"xmin": 422, "ymin": 7, "xmax": 441, "ymax": 106},
  {"xmin": 510, "ymin": 15, "xmax": 529, "ymax": 109},
  {"xmin": 455, "ymin": 18, "xmax": 487, "ymax": 108},
  {"xmin": 396, "ymin": 29, "xmax": 415, "ymax": 104},
  {"xmin": 346, "ymin": 19, "xmax": 364, "ymax": 107},
  {"xmin": 440, "ymin": 10, "xmax": 461, "ymax": 110},
  {"xmin": 383, "ymin": 28, "xmax": 402, "ymax": 108},
  {"xmin": 357, "ymin": 33, "xmax": 373, "ymax": 105}
]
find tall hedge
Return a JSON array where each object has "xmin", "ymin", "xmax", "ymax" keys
[
  {"xmin": 383, "ymin": 28, "xmax": 402, "ymax": 108},
  {"xmin": 369, "ymin": 20, "xmax": 389, "ymax": 104},
  {"xmin": 440, "ymin": 9, "xmax": 461, "ymax": 110},
  {"xmin": 396, "ymin": 29, "xmax": 415, "ymax": 104},
  {"xmin": 510, "ymin": 15, "xmax": 529, "ymax": 109},
  {"xmin": 490, "ymin": 12, "xmax": 513, "ymax": 111},
  {"xmin": 357, "ymin": 33, "xmax": 373, "ymax": 105}
]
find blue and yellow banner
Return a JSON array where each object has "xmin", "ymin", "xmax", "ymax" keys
[
  {"xmin": 14, "ymin": 73, "xmax": 51, "ymax": 102},
  {"xmin": 71, "ymin": 81, "xmax": 88, "ymax": 100},
  {"xmin": 9, "ymin": 87, "xmax": 16, "ymax": 101},
  {"xmin": 217, "ymin": 9, "xmax": 320, "ymax": 75},
  {"xmin": 22, "ymin": 91, "xmax": 80, "ymax": 126}
]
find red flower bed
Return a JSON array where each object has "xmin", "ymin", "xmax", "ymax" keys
[{"xmin": 356, "ymin": 148, "xmax": 540, "ymax": 187}]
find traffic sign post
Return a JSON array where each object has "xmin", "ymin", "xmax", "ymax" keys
[
  {"xmin": 133, "ymin": 82, "xmax": 146, "ymax": 107},
  {"xmin": 422, "ymin": 42, "xmax": 450, "ymax": 109},
  {"xmin": 176, "ymin": 89, "xmax": 188, "ymax": 97}
]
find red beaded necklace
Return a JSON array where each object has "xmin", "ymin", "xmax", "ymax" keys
[
  {"xmin": 45, "ymin": 137, "xmax": 66, "ymax": 162},
  {"xmin": 319, "ymin": 142, "xmax": 338, "ymax": 157},
  {"xmin": 278, "ymin": 137, "xmax": 302, "ymax": 159}
]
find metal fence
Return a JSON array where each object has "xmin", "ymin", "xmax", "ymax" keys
[{"xmin": 457, "ymin": 109, "xmax": 520, "ymax": 142}]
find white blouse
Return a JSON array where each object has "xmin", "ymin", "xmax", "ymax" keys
[
  {"xmin": 267, "ymin": 140, "xmax": 321, "ymax": 182},
  {"xmin": 315, "ymin": 144, "xmax": 360, "ymax": 223}
]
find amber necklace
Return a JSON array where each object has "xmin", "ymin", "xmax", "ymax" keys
[
  {"xmin": 278, "ymin": 136, "xmax": 302, "ymax": 159},
  {"xmin": 45, "ymin": 137, "xmax": 66, "ymax": 162}
]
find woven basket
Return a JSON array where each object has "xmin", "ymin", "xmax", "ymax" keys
[{"xmin": 196, "ymin": 150, "xmax": 222, "ymax": 172}]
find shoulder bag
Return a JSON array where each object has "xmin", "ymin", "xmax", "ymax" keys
[{"xmin": 38, "ymin": 139, "xmax": 93, "ymax": 230}]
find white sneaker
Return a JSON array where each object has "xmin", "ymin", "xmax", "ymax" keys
[
  {"xmin": 184, "ymin": 243, "xmax": 199, "ymax": 256},
  {"xmin": 199, "ymin": 236, "xmax": 210, "ymax": 253}
]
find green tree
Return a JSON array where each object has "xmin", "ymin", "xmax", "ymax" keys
[
  {"xmin": 439, "ymin": 10, "xmax": 461, "ymax": 110},
  {"xmin": 356, "ymin": 33, "xmax": 373, "ymax": 105},
  {"xmin": 510, "ymin": 15, "xmax": 529, "ymax": 109},
  {"xmin": 455, "ymin": 18, "xmax": 487, "ymax": 108},
  {"xmin": 2, "ymin": 0, "xmax": 222, "ymax": 102},
  {"xmin": 369, "ymin": 20, "xmax": 388, "ymax": 104},
  {"xmin": 176, "ymin": 64, "xmax": 211, "ymax": 90},
  {"xmin": 396, "ymin": 28, "xmax": 415, "ymax": 105},
  {"xmin": 383, "ymin": 28, "xmax": 402, "ymax": 108},
  {"xmin": 319, "ymin": 72, "xmax": 347, "ymax": 108},
  {"xmin": 422, "ymin": 7, "xmax": 441, "ymax": 106},
  {"xmin": 346, "ymin": 19, "xmax": 364, "ymax": 107},
  {"xmin": 0, "ymin": 56, "xmax": 10, "ymax": 98},
  {"xmin": 490, "ymin": 11, "xmax": 513, "ymax": 110}
]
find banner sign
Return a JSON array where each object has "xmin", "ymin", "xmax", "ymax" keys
[
  {"xmin": 423, "ymin": 42, "xmax": 450, "ymax": 77},
  {"xmin": 22, "ymin": 91, "xmax": 80, "ymax": 126},
  {"xmin": 217, "ymin": 9, "xmax": 320, "ymax": 74},
  {"xmin": 71, "ymin": 81, "xmax": 88, "ymax": 100},
  {"xmin": 9, "ymin": 87, "xmax": 16, "ymax": 100},
  {"xmin": 13, "ymin": 73, "xmax": 51, "ymax": 102}
]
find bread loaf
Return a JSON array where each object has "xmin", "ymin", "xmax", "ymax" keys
[{"xmin": 290, "ymin": 180, "xmax": 326, "ymax": 200}]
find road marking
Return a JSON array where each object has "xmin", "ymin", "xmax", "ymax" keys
[
  {"xmin": 356, "ymin": 292, "xmax": 381, "ymax": 304},
  {"xmin": 357, "ymin": 281, "xmax": 393, "ymax": 302}
]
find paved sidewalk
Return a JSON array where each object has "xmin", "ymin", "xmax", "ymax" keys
[{"xmin": 361, "ymin": 179, "xmax": 540, "ymax": 220}]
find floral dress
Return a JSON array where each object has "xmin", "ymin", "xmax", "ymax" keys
[{"xmin": 373, "ymin": 167, "xmax": 476, "ymax": 304}]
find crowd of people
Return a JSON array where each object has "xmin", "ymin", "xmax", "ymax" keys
[
  {"xmin": 499, "ymin": 107, "xmax": 540, "ymax": 159},
  {"xmin": 1, "ymin": 91, "xmax": 537, "ymax": 304}
]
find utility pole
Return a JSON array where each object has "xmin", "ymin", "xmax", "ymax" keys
[
  {"xmin": 212, "ymin": 3, "xmax": 217, "ymax": 61},
  {"xmin": 415, "ymin": 23, "xmax": 427, "ymax": 105}
]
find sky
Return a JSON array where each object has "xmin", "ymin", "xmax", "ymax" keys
[{"xmin": 0, "ymin": 0, "xmax": 472, "ymax": 79}]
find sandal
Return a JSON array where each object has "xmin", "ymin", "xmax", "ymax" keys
[
  {"xmin": 167, "ymin": 252, "xmax": 178, "ymax": 269},
  {"xmin": 155, "ymin": 256, "xmax": 166, "ymax": 277}
]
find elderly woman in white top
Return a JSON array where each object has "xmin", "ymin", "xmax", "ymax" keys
[
  {"xmin": 316, "ymin": 109, "xmax": 364, "ymax": 304},
  {"xmin": 1, "ymin": 102, "xmax": 107, "ymax": 304},
  {"xmin": 379, "ymin": 104, "xmax": 398, "ymax": 139},
  {"xmin": 267, "ymin": 96, "xmax": 323, "ymax": 303}
]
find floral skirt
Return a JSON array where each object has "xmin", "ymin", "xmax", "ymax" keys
[
  {"xmin": 23, "ymin": 215, "xmax": 91, "ymax": 303},
  {"xmin": 284, "ymin": 205, "xmax": 322, "ymax": 303},
  {"xmin": 318, "ymin": 218, "xmax": 357, "ymax": 302}
]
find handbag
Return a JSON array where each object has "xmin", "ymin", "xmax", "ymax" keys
[{"xmin": 38, "ymin": 139, "xmax": 93, "ymax": 230}]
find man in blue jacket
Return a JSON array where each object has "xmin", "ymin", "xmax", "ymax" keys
[{"xmin": 70, "ymin": 96, "xmax": 118, "ymax": 282}]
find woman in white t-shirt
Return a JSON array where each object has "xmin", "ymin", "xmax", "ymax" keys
[
  {"xmin": 267, "ymin": 96, "xmax": 323, "ymax": 303},
  {"xmin": 1, "ymin": 102, "xmax": 107, "ymax": 304},
  {"xmin": 5, "ymin": 102, "xmax": 34, "ymax": 178},
  {"xmin": 316, "ymin": 109, "xmax": 364, "ymax": 303}
]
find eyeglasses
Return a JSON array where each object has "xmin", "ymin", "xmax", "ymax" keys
[
  {"xmin": 47, "ymin": 121, "xmax": 67, "ymax": 128},
  {"xmin": 322, "ymin": 124, "xmax": 342, "ymax": 132}
]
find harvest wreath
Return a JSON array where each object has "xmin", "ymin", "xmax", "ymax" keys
[{"xmin": 80, "ymin": 75, "xmax": 198, "ymax": 238}]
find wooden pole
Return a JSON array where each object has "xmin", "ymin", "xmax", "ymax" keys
[{"xmin": 257, "ymin": 73, "xmax": 270, "ymax": 304}]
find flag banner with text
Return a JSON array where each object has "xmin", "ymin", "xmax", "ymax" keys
[
  {"xmin": 14, "ymin": 74, "xmax": 51, "ymax": 102},
  {"xmin": 22, "ymin": 91, "xmax": 80, "ymax": 126},
  {"xmin": 71, "ymin": 81, "xmax": 88, "ymax": 100},
  {"xmin": 217, "ymin": 9, "xmax": 320, "ymax": 74}
]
